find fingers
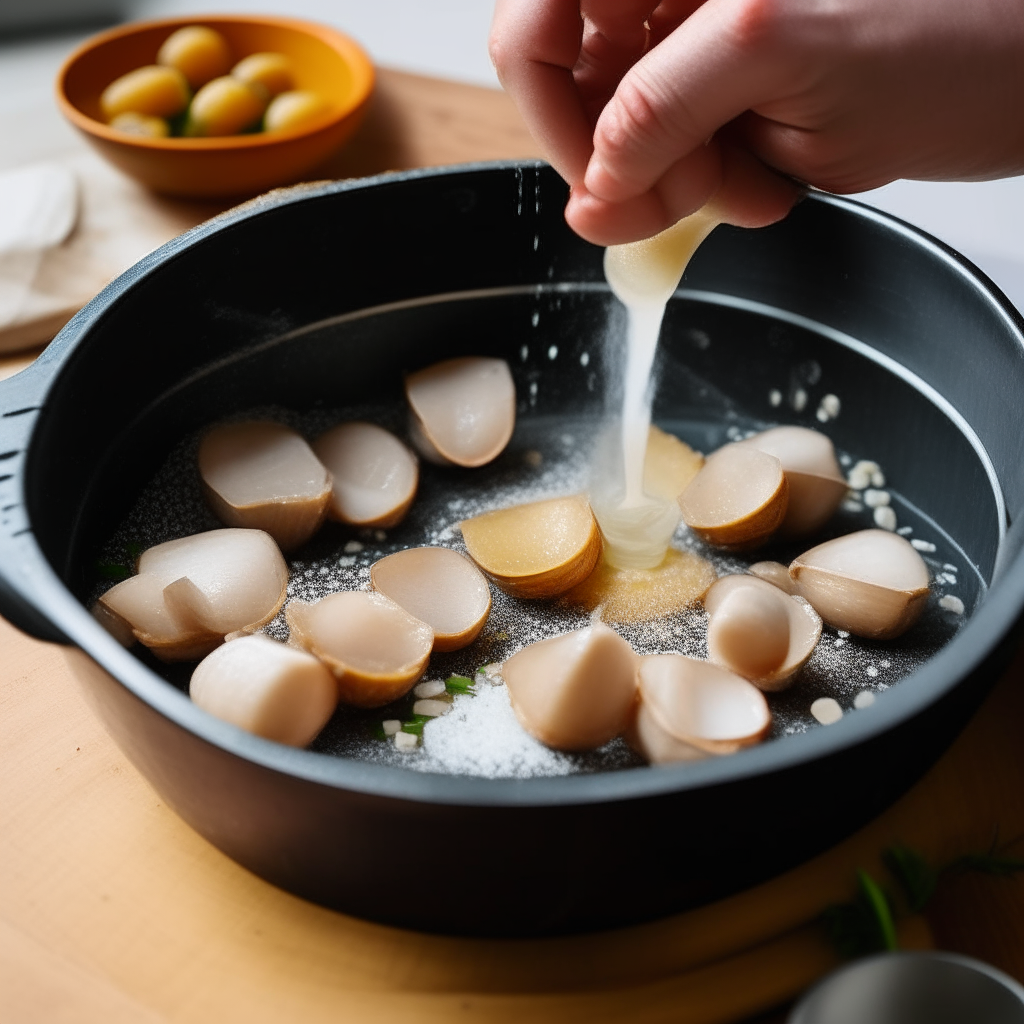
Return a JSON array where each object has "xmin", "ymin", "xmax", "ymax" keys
[{"xmin": 584, "ymin": 0, "xmax": 792, "ymax": 203}]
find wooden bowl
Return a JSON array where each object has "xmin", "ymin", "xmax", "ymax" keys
[{"xmin": 56, "ymin": 15, "xmax": 374, "ymax": 199}]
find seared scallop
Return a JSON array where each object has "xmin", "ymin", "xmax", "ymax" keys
[
  {"xmin": 198, "ymin": 421, "xmax": 331, "ymax": 551},
  {"xmin": 98, "ymin": 529, "xmax": 288, "ymax": 661},
  {"xmin": 312, "ymin": 422, "xmax": 418, "ymax": 529},
  {"xmin": 739, "ymin": 426, "xmax": 846, "ymax": 537},
  {"xmin": 635, "ymin": 654, "xmax": 771, "ymax": 763},
  {"xmin": 704, "ymin": 575, "xmax": 821, "ymax": 690},
  {"xmin": 405, "ymin": 357, "xmax": 515, "ymax": 467},
  {"xmin": 370, "ymin": 547, "xmax": 491, "ymax": 651},
  {"xmin": 286, "ymin": 591, "xmax": 433, "ymax": 707},
  {"xmin": 502, "ymin": 622, "xmax": 639, "ymax": 751},
  {"xmin": 461, "ymin": 494, "xmax": 601, "ymax": 598},
  {"xmin": 789, "ymin": 529, "xmax": 930, "ymax": 639},
  {"xmin": 190, "ymin": 634, "xmax": 337, "ymax": 747},
  {"xmin": 678, "ymin": 444, "xmax": 788, "ymax": 548}
]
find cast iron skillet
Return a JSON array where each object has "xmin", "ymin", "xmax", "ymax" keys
[{"xmin": 1, "ymin": 162, "xmax": 1022, "ymax": 937}]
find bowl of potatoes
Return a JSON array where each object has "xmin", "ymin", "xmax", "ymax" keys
[{"xmin": 56, "ymin": 15, "xmax": 374, "ymax": 199}]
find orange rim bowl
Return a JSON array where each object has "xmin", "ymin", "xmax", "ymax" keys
[{"xmin": 57, "ymin": 15, "xmax": 375, "ymax": 199}]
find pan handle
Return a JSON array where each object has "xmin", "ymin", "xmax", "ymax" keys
[{"xmin": 0, "ymin": 354, "xmax": 71, "ymax": 644}]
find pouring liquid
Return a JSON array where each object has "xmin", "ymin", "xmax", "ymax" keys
[{"xmin": 592, "ymin": 209, "xmax": 721, "ymax": 569}]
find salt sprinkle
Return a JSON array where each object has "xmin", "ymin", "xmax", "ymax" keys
[
  {"xmin": 792, "ymin": 387, "xmax": 808, "ymax": 412},
  {"xmin": 897, "ymin": 526, "xmax": 914, "ymax": 536},
  {"xmin": 935, "ymin": 572, "xmax": 957, "ymax": 585},
  {"xmin": 520, "ymin": 345, "xmax": 529, "ymax": 361},
  {"xmin": 548, "ymin": 345, "xmax": 559, "ymax": 360},
  {"xmin": 837, "ymin": 631, "xmax": 850, "ymax": 638},
  {"xmin": 943, "ymin": 563, "xmax": 958, "ymax": 573},
  {"xmin": 580, "ymin": 352, "xmax": 590, "ymax": 366},
  {"xmin": 871, "ymin": 470, "xmax": 886, "ymax": 488},
  {"xmin": 769, "ymin": 389, "xmax": 782, "ymax": 407},
  {"xmin": 910, "ymin": 539, "xmax": 937, "ymax": 552},
  {"xmin": 866, "ymin": 666, "xmax": 879, "ymax": 678},
  {"xmin": 939, "ymin": 595, "xmax": 965, "ymax": 615},
  {"xmin": 847, "ymin": 460, "xmax": 879, "ymax": 490},
  {"xmin": 841, "ymin": 499, "xmax": 864, "ymax": 513},
  {"xmin": 414, "ymin": 680, "xmax": 446, "ymax": 699},
  {"xmin": 820, "ymin": 394, "xmax": 841, "ymax": 418},
  {"xmin": 811, "ymin": 697, "xmax": 843, "ymax": 725},
  {"xmin": 863, "ymin": 489, "xmax": 890, "ymax": 508},
  {"xmin": 337, "ymin": 555, "xmax": 356, "ymax": 567},
  {"xmin": 343, "ymin": 540, "xmax": 363, "ymax": 554},
  {"xmin": 874, "ymin": 506, "xmax": 897, "ymax": 531},
  {"xmin": 854, "ymin": 691, "xmax": 876, "ymax": 710},
  {"xmin": 531, "ymin": 311, "xmax": 540, "ymax": 327},
  {"xmin": 394, "ymin": 731, "xmax": 419, "ymax": 751},
  {"xmin": 382, "ymin": 719, "xmax": 401, "ymax": 736}
]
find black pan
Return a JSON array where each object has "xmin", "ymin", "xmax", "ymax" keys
[{"xmin": 1, "ymin": 162, "xmax": 1022, "ymax": 936}]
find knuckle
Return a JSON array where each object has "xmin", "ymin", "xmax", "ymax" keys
[{"xmin": 729, "ymin": 0, "xmax": 785, "ymax": 52}]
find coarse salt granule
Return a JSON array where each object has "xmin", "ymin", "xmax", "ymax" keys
[
  {"xmin": 854, "ymin": 691, "xmax": 876, "ymax": 710},
  {"xmin": 811, "ymin": 697, "xmax": 843, "ymax": 725},
  {"xmin": 847, "ymin": 460, "xmax": 879, "ymax": 490},
  {"xmin": 910, "ymin": 539, "xmax": 937, "ymax": 552},
  {"xmin": 414, "ymin": 680, "xmax": 446, "ymax": 699},
  {"xmin": 874, "ymin": 506, "xmax": 897, "ymax": 531},
  {"xmin": 382, "ymin": 719, "xmax": 401, "ymax": 735},
  {"xmin": 394, "ymin": 731, "xmax": 419, "ymax": 751},
  {"xmin": 863, "ymin": 489, "xmax": 890, "ymax": 508},
  {"xmin": 939, "ymin": 595, "xmax": 965, "ymax": 615}
]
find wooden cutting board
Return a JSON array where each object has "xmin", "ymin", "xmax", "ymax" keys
[
  {"xmin": 2, "ymin": 67, "xmax": 1024, "ymax": 1024},
  {"xmin": 0, "ymin": 67, "xmax": 541, "ymax": 353}
]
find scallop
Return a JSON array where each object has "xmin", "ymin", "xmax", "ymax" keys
[
  {"xmin": 190, "ymin": 635, "xmax": 337, "ymax": 747},
  {"xmin": 636, "ymin": 655, "xmax": 771, "ymax": 762},
  {"xmin": 739, "ymin": 426, "xmax": 846, "ymax": 537},
  {"xmin": 97, "ymin": 529, "xmax": 288, "ymax": 661},
  {"xmin": 198, "ymin": 421, "xmax": 332, "ymax": 551},
  {"xmin": 370, "ymin": 547, "xmax": 491, "ymax": 652},
  {"xmin": 460, "ymin": 494, "xmax": 601, "ymax": 598},
  {"xmin": 678, "ymin": 444, "xmax": 788, "ymax": 548},
  {"xmin": 704, "ymin": 575, "xmax": 822, "ymax": 690},
  {"xmin": 285, "ymin": 591, "xmax": 433, "ymax": 707},
  {"xmin": 502, "ymin": 622, "xmax": 639, "ymax": 751},
  {"xmin": 405, "ymin": 357, "xmax": 515, "ymax": 467},
  {"xmin": 312, "ymin": 422, "xmax": 418, "ymax": 528},
  {"xmin": 643, "ymin": 425, "xmax": 704, "ymax": 501},
  {"xmin": 789, "ymin": 529, "xmax": 930, "ymax": 639}
]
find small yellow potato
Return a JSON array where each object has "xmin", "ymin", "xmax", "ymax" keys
[
  {"xmin": 198, "ymin": 421, "xmax": 332, "ymax": 551},
  {"xmin": 502, "ymin": 622, "xmax": 639, "ymax": 751},
  {"xmin": 405, "ymin": 357, "xmax": 515, "ymax": 467},
  {"xmin": 186, "ymin": 76, "xmax": 265, "ymax": 137},
  {"xmin": 312, "ymin": 422, "xmax": 418, "ymax": 529},
  {"xmin": 100, "ymin": 64, "xmax": 190, "ymax": 121},
  {"xmin": 232, "ymin": 52, "xmax": 294, "ymax": 99},
  {"xmin": 461, "ymin": 494, "xmax": 601, "ymax": 598},
  {"xmin": 286, "ymin": 591, "xmax": 433, "ymax": 708},
  {"xmin": 264, "ymin": 90, "xmax": 331, "ymax": 134},
  {"xmin": 637, "ymin": 654, "xmax": 771, "ymax": 759},
  {"xmin": 157, "ymin": 25, "xmax": 232, "ymax": 89},
  {"xmin": 789, "ymin": 529, "xmax": 930, "ymax": 639},
  {"xmin": 371, "ymin": 547, "xmax": 491, "ymax": 652},
  {"xmin": 704, "ymin": 575, "xmax": 822, "ymax": 691},
  {"xmin": 678, "ymin": 443, "xmax": 788, "ymax": 549},
  {"xmin": 108, "ymin": 111, "xmax": 170, "ymax": 138},
  {"xmin": 190, "ymin": 634, "xmax": 337, "ymax": 747}
]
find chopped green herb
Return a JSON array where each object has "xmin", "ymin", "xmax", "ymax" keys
[
  {"xmin": 858, "ymin": 869, "xmax": 898, "ymax": 951},
  {"xmin": 446, "ymin": 674, "xmax": 477, "ymax": 696},
  {"xmin": 369, "ymin": 722, "xmax": 389, "ymax": 742},
  {"xmin": 96, "ymin": 561, "xmax": 131, "ymax": 581},
  {"xmin": 883, "ymin": 845, "xmax": 938, "ymax": 912},
  {"xmin": 400, "ymin": 714, "xmax": 433, "ymax": 737},
  {"xmin": 821, "ymin": 869, "xmax": 897, "ymax": 959}
]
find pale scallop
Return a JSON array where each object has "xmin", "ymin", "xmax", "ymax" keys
[
  {"xmin": 678, "ymin": 444, "xmax": 788, "ymax": 548},
  {"xmin": 312, "ymin": 422, "xmax": 418, "ymax": 528},
  {"xmin": 198, "ymin": 421, "xmax": 332, "ymax": 551},
  {"xmin": 405, "ymin": 357, "xmax": 515, "ymax": 467},
  {"xmin": 460, "ymin": 494, "xmax": 601, "ymax": 598},
  {"xmin": 190, "ymin": 634, "xmax": 337, "ymax": 747},
  {"xmin": 704, "ymin": 575, "xmax": 822, "ymax": 691},
  {"xmin": 285, "ymin": 591, "xmax": 433, "ymax": 707},
  {"xmin": 638, "ymin": 654, "xmax": 771, "ymax": 756},
  {"xmin": 370, "ymin": 547, "xmax": 491, "ymax": 652},
  {"xmin": 789, "ymin": 529, "xmax": 930, "ymax": 639},
  {"xmin": 740, "ymin": 426, "xmax": 847, "ymax": 537},
  {"xmin": 643, "ymin": 425, "xmax": 704, "ymax": 501},
  {"xmin": 98, "ymin": 529, "xmax": 288, "ymax": 661},
  {"xmin": 502, "ymin": 622, "xmax": 639, "ymax": 751}
]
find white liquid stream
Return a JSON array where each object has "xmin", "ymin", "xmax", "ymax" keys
[{"xmin": 593, "ymin": 209, "xmax": 721, "ymax": 569}]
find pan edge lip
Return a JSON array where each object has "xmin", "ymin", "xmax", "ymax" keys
[{"xmin": 12, "ymin": 162, "xmax": 1024, "ymax": 807}]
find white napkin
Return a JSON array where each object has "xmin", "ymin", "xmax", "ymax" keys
[{"xmin": 0, "ymin": 162, "xmax": 78, "ymax": 329}]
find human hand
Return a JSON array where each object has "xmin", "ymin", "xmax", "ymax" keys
[{"xmin": 490, "ymin": 0, "xmax": 1024, "ymax": 245}]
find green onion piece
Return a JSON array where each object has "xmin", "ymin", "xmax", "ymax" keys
[
  {"xmin": 370, "ymin": 722, "xmax": 388, "ymax": 742},
  {"xmin": 446, "ymin": 674, "xmax": 477, "ymax": 695},
  {"xmin": 883, "ymin": 845, "xmax": 938, "ymax": 913},
  {"xmin": 858, "ymin": 869, "xmax": 898, "ymax": 951},
  {"xmin": 400, "ymin": 714, "xmax": 433, "ymax": 736}
]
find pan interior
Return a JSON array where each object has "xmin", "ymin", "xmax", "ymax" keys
[{"xmin": 77, "ymin": 283, "xmax": 996, "ymax": 779}]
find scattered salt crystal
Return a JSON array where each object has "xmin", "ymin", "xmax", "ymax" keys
[
  {"xmin": 769, "ymin": 389, "xmax": 782, "ymax": 407},
  {"xmin": 854, "ymin": 691, "xmax": 876, "ymax": 710},
  {"xmin": 413, "ymin": 698, "xmax": 450, "ymax": 717},
  {"xmin": 834, "ymin": 638, "xmax": 846, "ymax": 647},
  {"xmin": 841, "ymin": 499, "xmax": 864, "ymax": 513},
  {"xmin": 820, "ymin": 394, "xmax": 841, "ymax": 418},
  {"xmin": 792, "ymin": 387, "xmax": 808, "ymax": 412},
  {"xmin": 523, "ymin": 450, "xmax": 543, "ymax": 468},
  {"xmin": 343, "ymin": 540, "xmax": 363, "ymax": 554},
  {"xmin": 939, "ymin": 595, "xmax": 965, "ymax": 615},
  {"xmin": 837, "ymin": 630, "xmax": 849, "ymax": 638},
  {"xmin": 382, "ymin": 719, "xmax": 401, "ymax": 736},
  {"xmin": 337, "ymin": 555, "xmax": 356, "ymax": 567},
  {"xmin": 414, "ymin": 680, "xmax": 446, "ymax": 699},
  {"xmin": 935, "ymin": 572, "xmax": 957, "ymax": 585},
  {"xmin": 548, "ymin": 345, "xmax": 558, "ymax": 360},
  {"xmin": 531, "ymin": 311, "xmax": 539, "ymax": 327},
  {"xmin": 529, "ymin": 381, "xmax": 538, "ymax": 397},
  {"xmin": 874, "ymin": 506, "xmax": 897, "ymax": 531},
  {"xmin": 816, "ymin": 407, "xmax": 829, "ymax": 423},
  {"xmin": 811, "ymin": 697, "xmax": 843, "ymax": 725},
  {"xmin": 520, "ymin": 345, "xmax": 529, "ymax": 361},
  {"xmin": 866, "ymin": 666, "xmax": 879, "ymax": 678},
  {"xmin": 863, "ymin": 489, "xmax": 890, "ymax": 507},
  {"xmin": 394, "ymin": 731, "xmax": 419, "ymax": 751},
  {"xmin": 910, "ymin": 539, "xmax": 936, "ymax": 552},
  {"xmin": 580, "ymin": 352, "xmax": 590, "ymax": 366},
  {"xmin": 943, "ymin": 563, "xmax": 958, "ymax": 573},
  {"xmin": 880, "ymin": 660, "xmax": 890, "ymax": 668},
  {"xmin": 847, "ymin": 460, "xmax": 879, "ymax": 490},
  {"xmin": 871, "ymin": 469, "xmax": 886, "ymax": 487},
  {"xmin": 839, "ymin": 453, "xmax": 852, "ymax": 466},
  {"xmin": 897, "ymin": 526, "xmax": 914, "ymax": 536}
]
